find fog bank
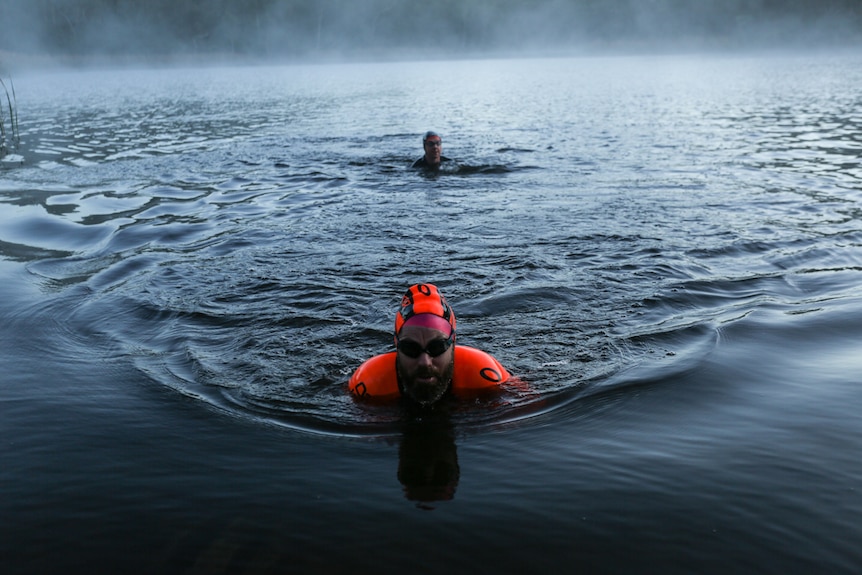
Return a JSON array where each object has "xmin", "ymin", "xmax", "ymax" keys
[{"xmin": 2, "ymin": 0, "xmax": 861, "ymax": 66}]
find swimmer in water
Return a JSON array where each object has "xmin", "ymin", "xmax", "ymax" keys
[
  {"xmin": 349, "ymin": 283, "xmax": 511, "ymax": 405},
  {"xmin": 411, "ymin": 131, "xmax": 451, "ymax": 170}
]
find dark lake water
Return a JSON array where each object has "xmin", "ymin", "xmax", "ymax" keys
[{"xmin": 2, "ymin": 53, "xmax": 862, "ymax": 573}]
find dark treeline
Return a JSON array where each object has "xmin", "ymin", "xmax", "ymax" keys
[{"xmin": 2, "ymin": 0, "xmax": 861, "ymax": 59}]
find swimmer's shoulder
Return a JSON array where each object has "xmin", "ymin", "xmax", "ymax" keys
[{"xmin": 411, "ymin": 156, "xmax": 452, "ymax": 169}]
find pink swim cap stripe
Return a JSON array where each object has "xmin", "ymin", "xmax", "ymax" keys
[
  {"xmin": 394, "ymin": 283, "xmax": 456, "ymax": 336},
  {"xmin": 402, "ymin": 313, "xmax": 454, "ymax": 335}
]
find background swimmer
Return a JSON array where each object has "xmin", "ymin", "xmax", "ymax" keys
[{"xmin": 411, "ymin": 131, "xmax": 451, "ymax": 170}]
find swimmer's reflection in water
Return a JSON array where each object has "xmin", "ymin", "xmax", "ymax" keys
[{"xmin": 397, "ymin": 411, "xmax": 460, "ymax": 505}]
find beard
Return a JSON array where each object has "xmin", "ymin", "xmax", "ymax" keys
[{"xmin": 396, "ymin": 355, "xmax": 455, "ymax": 406}]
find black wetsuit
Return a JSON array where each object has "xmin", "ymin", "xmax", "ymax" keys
[{"xmin": 412, "ymin": 156, "xmax": 452, "ymax": 169}]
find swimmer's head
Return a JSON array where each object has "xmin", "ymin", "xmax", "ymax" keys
[
  {"xmin": 395, "ymin": 283, "xmax": 456, "ymax": 338},
  {"xmin": 423, "ymin": 131, "xmax": 441, "ymax": 144}
]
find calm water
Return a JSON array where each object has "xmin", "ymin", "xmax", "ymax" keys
[{"xmin": 2, "ymin": 54, "xmax": 862, "ymax": 573}]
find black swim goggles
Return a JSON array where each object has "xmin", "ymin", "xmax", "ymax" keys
[{"xmin": 397, "ymin": 334, "xmax": 454, "ymax": 358}]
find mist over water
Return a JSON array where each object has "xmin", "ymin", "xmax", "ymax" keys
[{"xmin": 1, "ymin": 0, "xmax": 861, "ymax": 67}]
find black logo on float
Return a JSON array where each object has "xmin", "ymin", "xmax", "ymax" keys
[{"xmin": 479, "ymin": 367, "xmax": 502, "ymax": 383}]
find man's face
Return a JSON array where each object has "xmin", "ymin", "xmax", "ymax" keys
[
  {"xmin": 423, "ymin": 137, "xmax": 442, "ymax": 165},
  {"xmin": 395, "ymin": 324, "xmax": 455, "ymax": 405}
]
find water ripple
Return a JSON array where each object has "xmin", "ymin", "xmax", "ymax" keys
[{"xmin": 3, "ymin": 57, "xmax": 862, "ymax": 434}]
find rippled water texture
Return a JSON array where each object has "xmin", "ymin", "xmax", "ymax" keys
[{"xmin": 3, "ymin": 55, "xmax": 862, "ymax": 572}]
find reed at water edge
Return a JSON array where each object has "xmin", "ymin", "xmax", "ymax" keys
[{"xmin": 0, "ymin": 71, "xmax": 20, "ymax": 160}]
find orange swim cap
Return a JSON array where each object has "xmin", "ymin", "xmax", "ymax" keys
[{"xmin": 394, "ymin": 283, "xmax": 456, "ymax": 336}]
